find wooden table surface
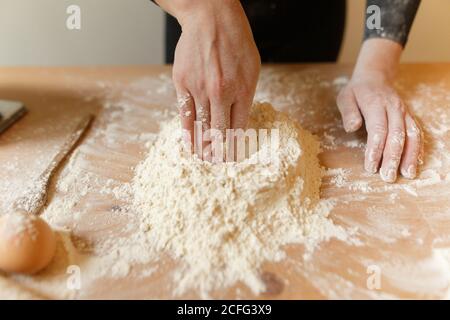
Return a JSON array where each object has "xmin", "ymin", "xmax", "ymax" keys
[{"xmin": 0, "ymin": 64, "xmax": 449, "ymax": 299}]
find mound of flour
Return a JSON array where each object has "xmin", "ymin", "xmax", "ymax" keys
[{"xmin": 132, "ymin": 102, "xmax": 349, "ymax": 297}]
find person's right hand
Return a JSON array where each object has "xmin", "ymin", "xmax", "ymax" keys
[{"xmin": 156, "ymin": 0, "xmax": 261, "ymax": 160}]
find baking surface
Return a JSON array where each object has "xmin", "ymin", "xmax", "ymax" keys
[{"xmin": 0, "ymin": 64, "xmax": 449, "ymax": 299}]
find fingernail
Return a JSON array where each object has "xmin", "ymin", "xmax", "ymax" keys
[
  {"xmin": 182, "ymin": 130, "xmax": 192, "ymax": 150},
  {"xmin": 372, "ymin": 133, "xmax": 382, "ymax": 145},
  {"xmin": 387, "ymin": 169, "xmax": 397, "ymax": 182},
  {"xmin": 365, "ymin": 161, "xmax": 378, "ymax": 174},
  {"xmin": 401, "ymin": 165, "xmax": 416, "ymax": 179},
  {"xmin": 368, "ymin": 149, "xmax": 377, "ymax": 162},
  {"xmin": 381, "ymin": 168, "xmax": 397, "ymax": 183},
  {"xmin": 345, "ymin": 119, "xmax": 359, "ymax": 132}
]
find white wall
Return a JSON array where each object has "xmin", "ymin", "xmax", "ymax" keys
[
  {"xmin": 0, "ymin": 0, "xmax": 165, "ymax": 65},
  {"xmin": 0, "ymin": 0, "xmax": 449, "ymax": 66},
  {"xmin": 340, "ymin": 0, "xmax": 450, "ymax": 63}
]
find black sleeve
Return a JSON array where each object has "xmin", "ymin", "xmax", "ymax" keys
[{"xmin": 364, "ymin": 0, "xmax": 421, "ymax": 47}]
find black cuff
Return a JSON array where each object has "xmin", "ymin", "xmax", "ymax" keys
[{"xmin": 364, "ymin": 0, "xmax": 420, "ymax": 47}]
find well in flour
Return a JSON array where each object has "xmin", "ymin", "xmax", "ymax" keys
[{"xmin": 132, "ymin": 102, "xmax": 353, "ymax": 297}]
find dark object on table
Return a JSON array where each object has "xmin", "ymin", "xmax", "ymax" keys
[{"xmin": 0, "ymin": 100, "xmax": 27, "ymax": 135}]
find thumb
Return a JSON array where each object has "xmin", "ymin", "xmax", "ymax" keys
[{"xmin": 336, "ymin": 87, "xmax": 363, "ymax": 133}]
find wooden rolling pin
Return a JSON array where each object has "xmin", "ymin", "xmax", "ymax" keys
[{"xmin": 13, "ymin": 114, "xmax": 94, "ymax": 215}]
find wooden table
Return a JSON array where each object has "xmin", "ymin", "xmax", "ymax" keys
[{"xmin": 0, "ymin": 64, "xmax": 449, "ymax": 299}]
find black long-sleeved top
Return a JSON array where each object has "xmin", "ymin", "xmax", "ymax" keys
[
  {"xmin": 364, "ymin": 0, "xmax": 421, "ymax": 46},
  {"xmin": 151, "ymin": 0, "xmax": 421, "ymax": 63},
  {"xmin": 151, "ymin": 0, "xmax": 420, "ymax": 46}
]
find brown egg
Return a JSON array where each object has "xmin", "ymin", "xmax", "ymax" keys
[{"xmin": 0, "ymin": 212, "xmax": 56, "ymax": 274}]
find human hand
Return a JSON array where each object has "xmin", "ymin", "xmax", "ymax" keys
[
  {"xmin": 336, "ymin": 39, "xmax": 423, "ymax": 183},
  {"xmin": 157, "ymin": 0, "xmax": 260, "ymax": 159}
]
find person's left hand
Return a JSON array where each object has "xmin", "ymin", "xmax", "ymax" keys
[
  {"xmin": 336, "ymin": 39, "xmax": 423, "ymax": 183},
  {"xmin": 337, "ymin": 73, "xmax": 423, "ymax": 183}
]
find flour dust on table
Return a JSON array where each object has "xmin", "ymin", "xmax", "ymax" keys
[{"xmin": 132, "ymin": 102, "xmax": 354, "ymax": 298}]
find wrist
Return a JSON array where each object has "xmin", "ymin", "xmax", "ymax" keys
[
  {"xmin": 156, "ymin": 0, "xmax": 241, "ymax": 27},
  {"xmin": 352, "ymin": 38, "xmax": 403, "ymax": 82},
  {"xmin": 154, "ymin": 0, "xmax": 194, "ymax": 17}
]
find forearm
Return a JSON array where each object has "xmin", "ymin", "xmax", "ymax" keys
[
  {"xmin": 154, "ymin": 0, "xmax": 242, "ymax": 27},
  {"xmin": 153, "ymin": 0, "xmax": 197, "ymax": 21},
  {"xmin": 339, "ymin": 1, "xmax": 423, "ymax": 183},
  {"xmin": 356, "ymin": 0, "xmax": 421, "ymax": 82},
  {"xmin": 364, "ymin": 0, "xmax": 421, "ymax": 47},
  {"xmin": 353, "ymin": 38, "xmax": 403, "ymax": 81}
]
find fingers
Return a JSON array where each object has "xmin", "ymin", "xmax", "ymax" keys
[
  {"xmin": 400, "ymin": 113, "xmax": 423, "ymax": 179},
  {"xmin": 175, "ymin": 80, "xmax": 235, "ymax": 162},
  {"xmin": 359, "ymin": 101, "xmax": 388, "ymax": 175},
  {"xmin": 210, "ymin": 100, "xmax": 230, "ymax": 163},
  {"xmin": 336, "ymin": 87, "xmax": 363, "ymax": 132},
  {"xmin": 229, "ymin": 99, "xmax": 252, "ymax": 162},
  {"xmin": 177, "ymin": 91, "xmax": 195, "ymax": 152},
  {"xmin": 379, "ymin": 100, "xmax": 406, "ymax": 183},
  {"xmin": 175, "ymin": 89, "xmax": 211, "ymax": 160},
  {"xmin": 194, "ymin": 97, "xmax": 211, "ymax": 161},
  {"xmin": 210, "ymin": 101, "xmax": 231, "ymax": 133},
  {"xmin": 210, "ymin": 86, "xmax": 252, "ymax": 161},
  {"xmin": 230, "ymin": 99, "xmax": 251, "ymax": 130}
]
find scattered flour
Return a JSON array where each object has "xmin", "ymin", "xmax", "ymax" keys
[
  {"xmin": 132, "ymin": 102, "xmax": 353, "ymax": 297},
  {"xmin": 1, "ymin": 68, "xmax": 449, "ymax": 299},
  {"xmin": 325, "ymin": 168, "xmax": 350, "ymax": 188}
]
